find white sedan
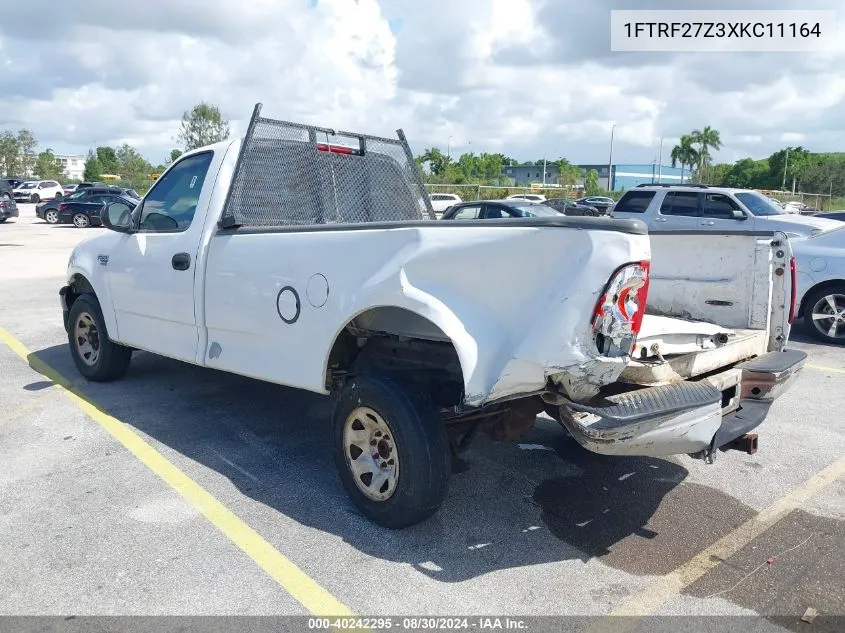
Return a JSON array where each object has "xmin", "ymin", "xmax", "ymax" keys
[{"xmin": 792, "ymin": 225, "xmax": 845, "ymax": 344}]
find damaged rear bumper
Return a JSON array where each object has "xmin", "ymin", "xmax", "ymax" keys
[{"xmin": 555, "ymin": 348, "xmax": 807, "ymax": 458}]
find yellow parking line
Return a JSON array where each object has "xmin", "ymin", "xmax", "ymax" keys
[
  {"xmin": 807, "ymin": 363, "xmax": 845, "ymax": 375},
  {"xmin": 0, "ymin": 326, "xmax": 353, "ymax": 617},
  {"xmin": 587, "ymin": 453, "xmax": 845, "ymax": 632}
]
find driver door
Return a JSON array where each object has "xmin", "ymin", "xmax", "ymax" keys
[{"xmin": 107, "ymin": 151, "xmax": 215, "ymax": 362}]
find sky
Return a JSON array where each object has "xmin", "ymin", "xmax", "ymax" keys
[{"xmin": 1, "ymin": 0, "xmax": 844, "ymax": 167}]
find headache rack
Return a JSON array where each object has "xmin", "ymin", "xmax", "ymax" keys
[{"xmin": 219, "ymin": 103, "xmax": 435, "ymax": 228}]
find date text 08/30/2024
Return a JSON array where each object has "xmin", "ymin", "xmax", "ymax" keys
[{"xmin": 308, "ymin": 617, "xmax": 528, "ymax": 630}]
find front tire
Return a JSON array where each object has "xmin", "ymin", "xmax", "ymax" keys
[
  {"xmin": 803, "ymin": 284, "xmax": 845, "ymax": 345},
  {"xmin": 67, "ymin": 294, "xmax": 132, "ymax": 381},
  {"xmin": 332, "ymin": 372, "xmax": 450, "ymax": 528},
  {"xmin": 30, "ymin": 193, "xmax": 40, "ymax": 203},
  {"xmin": 72, "ymin": 213, "xmax": 90, "ymax": 228}
]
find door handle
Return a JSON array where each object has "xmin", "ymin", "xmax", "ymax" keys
[
  {"xmin": 700, "ymin": 221, "xmax": 715, "ymax": 226},
  {"xmin": 654, "ymin": 217, "xmax": 668, "ymax": 222},
  {"xmin": 172, "ymin": 253, "xmax": 191, "ymax": 271}
]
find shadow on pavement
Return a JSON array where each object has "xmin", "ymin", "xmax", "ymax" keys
[{"xmin": 26, "ymin": 343, "xmax": 756, "ymax": 583}]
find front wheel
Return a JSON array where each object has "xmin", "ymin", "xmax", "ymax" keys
[
  {"xmin": 73, "ymin": 213, "xmax": 90, "ymax": 228},
  {"xmin": 803, "ymin": 284, "xmax": 845, "ymax": 345},
  {"xmin": 30, "ymin": 193, "xmax": 40, "ymax": 203},
  {"xmin": 332, "ymin": 372, "xmax": 450, "ymax": 528},
  {"xmin": 67, "ymin": 294, "xmax": 132, "ymax": 381}
]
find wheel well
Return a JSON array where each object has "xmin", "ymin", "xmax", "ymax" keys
[
  {"xmin": 798, "ymin": 279, "xmax": 845, "ymax": 318},
  {"xmin": 325, "ymin": 307, "xmax": 465, "ymax": 408},
  {"xmin": 66, "ymin": 274, "xmax": 96, "ymax": 310}
]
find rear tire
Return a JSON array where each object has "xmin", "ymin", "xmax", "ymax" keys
[
  {"xmin": 45, "ymin": 209, "xmax": 59, "ymax": 224},
  {"xmin": 332, "ymin": 372, "xmax": 450, "ymax": 528},
  {"xmin": 803, "ymin": 284, "xmax": 845, "ymax": 345},
  {"xmin": 67, "ymin": 294, "xmax": 132, "ymax": 381}
]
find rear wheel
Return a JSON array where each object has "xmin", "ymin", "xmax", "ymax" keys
[
  {"xmin": 332, "ymin": 372, "xmax": 450, "ymax": 528},
  {"xmin": 45, "ymin": 209, "xmax": 59, "ymax": 224},
  {"xmin": 67, "ymin": 294, "xmax": 132, "ymax": 381},
  {"xmin": 804, "ymin": 284, "xmax": 845, "ymax": 345},
  {"xmin": 73, "ymin": 213, "xmax": 90, "ymax": 228}
]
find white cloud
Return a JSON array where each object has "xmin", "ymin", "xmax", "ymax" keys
[{"xmin": 1, "ymin": 0, "xmax": 844, "ymax": 167}]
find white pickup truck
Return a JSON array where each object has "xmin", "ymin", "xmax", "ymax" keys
[{"xmin": 60, "ymin": 105, "xmax": 806, "ymax": 528}]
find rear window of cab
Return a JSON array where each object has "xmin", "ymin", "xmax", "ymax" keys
[{"xmin": 614, "ymin": 190, "xmax": 655, "ymax": 213}]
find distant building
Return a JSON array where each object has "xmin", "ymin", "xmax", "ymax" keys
[
  {"xmin": 578, "ymin": 163, "xmax": 690, "ymax": 191},
  {"xmin": 503, "ymin": 162, "xmax": 689, "ymax": 191},
  {"xmin": 54, "ymin": 154, "xmax": 86, "ymax": 181},
  {"xmin": 503, "ymin": 164, "xmax": 560, "ymax": 187}
]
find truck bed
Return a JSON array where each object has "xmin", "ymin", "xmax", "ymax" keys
[{"xmin": 618, "ymin": 314, "xmax": 769, "ymax": 386}]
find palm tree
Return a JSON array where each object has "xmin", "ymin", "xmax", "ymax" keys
[
  {"xmin": 670, "ymin": 135, "xmax": 699, "ymax": 184},
  {"xmin": 690, "ymin": 126, "xmax": 722, "ymax": 183}
]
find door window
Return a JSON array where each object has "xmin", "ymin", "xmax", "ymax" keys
[
  {"xmin": 660, "ymin": 192, "xmax": 701, "ymax": 216},
  {"xmin": 452, "ymin": 205, "xmax": 482, "ymax": 220},
  {"xmin": 703, "ymin": 193, "xmax": 743, "ymax": 219},
  {"xmin": 138, "ymin": 151, "xmax": 214, "ymax": 232}
]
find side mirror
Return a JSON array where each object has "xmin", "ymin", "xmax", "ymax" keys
[
  {"xmin": 101, "ymin": 202, "xmax": 135, "ymax": 233},
  {"xmin": 732, "ymin": 209, "xmax": 747, "ymax": 220}
]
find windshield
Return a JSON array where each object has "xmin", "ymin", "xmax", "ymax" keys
[
  {"xmin": 514, "ymin": 204, "xmax": 561, "ymax": 217},
  {"xmin": 735, "ymin": 192, "xmax": 785, "ymax": 216}
]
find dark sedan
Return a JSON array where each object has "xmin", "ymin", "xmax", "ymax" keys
[
  {"xmin": 55, "ymin": 193, "xmax": 138, "ymax": 228},
  {"xmin": 816, "ymin": 211, "xmax": 845, "ymax": 222},
  {"xmin": 37, "ymin": 186, "xmax": 140, "ymax": 224},
  {"xmin": 0, "ymin": 198, "xmax": 18, "ymax": 222},
  {"xmin": 543, "ymin": 198, "xmax": 601, "ymax": 216},
  {"xmin": 575, "ymin": 196, "xmax": 615, "ymax": 214},
  {"xmin": 440, "ymin": 199, "xmax": 562, "ymax": 220}
]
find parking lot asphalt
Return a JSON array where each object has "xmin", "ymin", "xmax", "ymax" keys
[{"xmin": 1, "ymin": 204, "xmax": 844, "ymax": 629}]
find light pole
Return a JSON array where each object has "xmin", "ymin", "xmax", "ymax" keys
[
  {"xmin": 657, "ymin": 135, "xmax": 663, "ymax": 183},
  {"xmin": 447, "ymin": 136, "xmax": 452, "ymax": 162},
  {"xmin": 607, "ymin": 124, "xmax": 616, "ymax": 192},
  {"xmin": 781, "ymin": 147, "xmax": 789, "ymax": 191}
]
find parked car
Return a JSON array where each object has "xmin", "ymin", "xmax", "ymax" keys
[
  {"xmin": 36, "ymin": 186, "xmax": 141, "ymax": 225},
  {"xmin": 59, "ymin": 107, "xmax": 804, "ymax": 528},
  {"xmin": 782, "ymin": 201, "xmax": 806, "ymax": 214},
  {"xmin": 0, "ymin": 179, "xmax": 14, "ymax": 200},
  {"xmin": 815, "ymin": 211, "xmax": 845, "ymax": 222},
  {"xmin": 544, "ymin": 198, "xmax": 601, "ymax": 216},
  {"xmin": 56, "ymin": 192, "xmax": 138, "ymax": 228},
  {"xmin": 0, "ymin": 198, "xmax": 18, "ymax": 222},
  {"xmin": 441, "ymin": 199, "xmax": 561, "ymax": 220},
  {"xmin": 427, "ymin": 193, "xmax": 462, "ymax": 216},
  {"xmin": 790, "ymin": 226, "xmax": 845, "ymax": 344},
  {"xmin": 12, "ymin": 179, "xmax": 64, "ymax": 203},
  {"xmin": 505, "ymin": 193, "xmax": 547, "ymax": 203},
  {"xmin": 612, "ymin": 184, "xmax": 841, "ymax": 238},
  {"xmin": 63, "ymin": 184, "xmax": 78, "ymax": 195},
  {"xmin": 576, "ymin": 195, "xmax": 615, "ymax": 214},
  {"xmin": 75, "ymin": 181, "xmax": 107, "ymax": 191}
]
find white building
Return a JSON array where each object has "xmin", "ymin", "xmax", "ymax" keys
[{"xmin": 54, "ymin": 154, "xmax": 86, "ymax": 181}]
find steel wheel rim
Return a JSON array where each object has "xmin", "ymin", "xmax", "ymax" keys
[
  {"xmin": 343, "ymin": 406, "xmax": 400, "ymax": 501},
  {"xmin": 810, "ymin": 293, "xmax": 845, "ymax": 340},
  {"xmin": 73, "ymin": 214, "xmax": 89, "ymax": 228},
  {"xmin": 74, "ymin": 312, "xmax": 100, "ymax": 366},
  {"xmin": 45, "ymin": 210, "xmax": 58, "ymax": 223}
]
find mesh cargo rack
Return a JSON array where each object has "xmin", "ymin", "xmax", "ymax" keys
[{"xmin": 219, "ymin": 103, "xmax": 436, "ymax": 228}]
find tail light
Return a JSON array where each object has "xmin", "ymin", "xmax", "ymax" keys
[
  {"xmin": 592, "ymin": 261, "xmax": 651, "ymax": 357},
  {"xmin": 0, "ymin": 201, "xmax": 6, "ymax": 209},
  {"xmin": 788, "ymin": 256, "xmax": 797, "ymax": 324},
  {"xmin": 59, "ymin": 203, "xmax": 66, "ymax": 211}
]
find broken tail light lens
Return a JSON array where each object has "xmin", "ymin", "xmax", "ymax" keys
[
  {"xmin": 788, "ymin": 255, "xmax": 797, "ymax": 324},
  {"xmin": 592, "ymin": 261, "xmax": 651, "ymax": 357}
]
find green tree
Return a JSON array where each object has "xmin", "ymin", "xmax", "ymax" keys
[
  {"xmin": 419, "ymin": 147, "xmax": 450, "ymax": 176},
  {"xmin": 709, "ymin": 163, "xmax": 733, "ymax": 185},
  {"xmin": 690, "ymin": 126, "xmax": 722, "ymax": 182},
  {"xmin": 0, "ymin": 131, "xmax": 21, "ymax": 176},
  {"xmin": 83, "ymin": 149, "xmax": 102, "ymax": 181},
  {"xmin": 168, "ymin": 148, "xmax": 183, "ymax": 164},
  {"xmin": 670, "ymin": 134, "xmax": 699, "ymax": 184},
  {"xmin": 34, "ymin": 149, "xmax": 63, "ymax": 180},
  {"xmin": 96, "ymin": 146, "xmax": 119, "ymax": 174},
  {"xmin": 555, "ymin": 158, "xmax": 581, "ymax": 188},
  {"xmin": 768, "ymin": 147, "xmax": 810, "ymax": 190},
  {"xmin": 177, "ymin": 102, "xmax": 230, "ymax": 151},
  {"xmin": 585, "ymin": 169, "xmax": 600, "ymax": 195},
  {"xmin": 16, "ymin": 129, "xmax": 37, "ymax": 176},
  {"xmin": 115, "ymin": 143, "xmax": 153, "ymax": 180}
]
